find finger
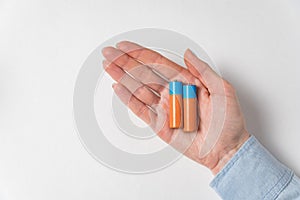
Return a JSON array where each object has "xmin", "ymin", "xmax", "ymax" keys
[
  {"xmin": 112, "ymin": 83, "xmax": 157, "ymax": 125},
  {"xmin": 116, "ymin": 41, "xmax": 184, "ymax": 80},
  {"xmin": 103, "ymin": 60, "xmax": 160, "ymax": 107},
  {"xmin": 102, "ymin": 47, "xmax": 167, "ymax": 93},
  {"xmin": 116, "ymin": 41, "xmax": 208, "ymax": 91},
  {"xmin": 184, "ymin": 49, "xmax": 223, "ymax": 93}
]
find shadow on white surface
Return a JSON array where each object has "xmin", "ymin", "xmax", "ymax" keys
[{"xmin": 221, "ymin": 63, "xmax": 300, "ymax": 177}]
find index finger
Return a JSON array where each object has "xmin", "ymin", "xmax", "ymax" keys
[{"xmin": 116, "ymin": 41, "xmax": 184, "ymax": 80}]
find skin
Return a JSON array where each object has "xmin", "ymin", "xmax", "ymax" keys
[{"xmin": 102, "ymin": 41, "xmax": 250, "ymax": 175}]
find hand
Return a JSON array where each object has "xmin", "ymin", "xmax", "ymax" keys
[{"xmin": 102, "ymin": 41, "xmax": 250, "ymax": 175}]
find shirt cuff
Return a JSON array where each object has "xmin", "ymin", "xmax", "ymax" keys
[{"xmin": 210, "ymin": 135, "xmax": 294, "ymax": 200}]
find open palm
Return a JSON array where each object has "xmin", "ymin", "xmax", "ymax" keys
[{"xmin": 102, "ymin": 41, "xmax": 249, "ymax": 174}]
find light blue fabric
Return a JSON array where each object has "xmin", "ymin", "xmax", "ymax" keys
[{"xmin": 210, "ymin": 136, "xmax": 300, "ymax": 199}]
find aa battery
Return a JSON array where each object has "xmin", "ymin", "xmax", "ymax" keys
[
  {"xmin": 169, "ymin": 81, "xmax": 183, "ymax": 128},
  {"xmin": 183, "ymin": 85, "xmax": 197, "ymax": 132}
]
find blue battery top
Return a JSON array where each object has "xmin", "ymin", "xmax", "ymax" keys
[
  {"xmin": 183, "ymin": 85, "xmax": 197, "ymax": 98},
  {"xmin": 169, "ymin": 81, "xmax": 183, "ymax": 95}
]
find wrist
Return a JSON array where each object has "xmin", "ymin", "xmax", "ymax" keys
[{"xmin": 211, "ymin": 131, "xmax": 250, "ymax": 175}]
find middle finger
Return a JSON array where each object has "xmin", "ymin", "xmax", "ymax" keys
[{"xmin": 102, "ymin": 46, "xmax": 168, "ymax": 94}]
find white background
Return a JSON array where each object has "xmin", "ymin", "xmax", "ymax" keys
[{"xmin": 1, "ymin": 0, "xmax": 300, "ymax": 199}]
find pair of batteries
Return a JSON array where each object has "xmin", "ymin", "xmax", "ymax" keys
[{"xmin": 169, "ymin": 81, "xmax": 197, "ymax": 132}]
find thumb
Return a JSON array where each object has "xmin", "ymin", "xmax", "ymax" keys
[{"xmin": 184, "ymin": 49, "xmax": 222, "ymax": 93}]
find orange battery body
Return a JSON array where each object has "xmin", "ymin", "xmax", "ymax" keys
[
  {"xmin": 169, "ymin": 81, "xmax": 183, "ymax": 128},
  {"xmin": 183, "ymin": 85, "xmax": 197, "ymax": 132}
]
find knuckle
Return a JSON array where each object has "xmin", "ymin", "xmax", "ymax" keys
[
  {"xmin": 119, "ymin": 54, "xmax": 130, "ymax": 69},
  {"xmin": 134, "ymin": 85, "xmax": 148, "ymax": 97},
  {"xmin": 136, "ymin": 105, "xmax": 148, "ymax": 117},
  {"xmin": 139, "ymin": 67, "xmax": 153, "ymax": 80}
]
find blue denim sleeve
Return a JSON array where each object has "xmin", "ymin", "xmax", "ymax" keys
[{"xmin": 210, "ymin": 136, "xmax": 300, "ymax": 200}]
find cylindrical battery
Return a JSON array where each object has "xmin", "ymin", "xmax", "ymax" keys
[
  {"xmin": 169, "ymin": 81, "xmax": 183, "ymax": 128},
  {"xmin": 183, "ymin": 85, "xmax": 197, "ymax": 132}
]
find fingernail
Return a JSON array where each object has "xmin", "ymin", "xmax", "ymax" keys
[
  {"xmin": 101, "ymin": 46, "xmax": 113, "ymax": 56},
  {"xmin": 186, "ymin": 48, "xmax": 196, "ymax": 57},
  {"xmin": 117, "ymin": 41, "xmax": 139, "ymax": 52},
  {"xmin": 116, "ymin": 41, "xmax": 129, "ymax": 51}
]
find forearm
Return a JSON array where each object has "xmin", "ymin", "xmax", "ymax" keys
[{"xmin": 210, "ymin": 136, "xmax": 300, "ymax": 200}]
